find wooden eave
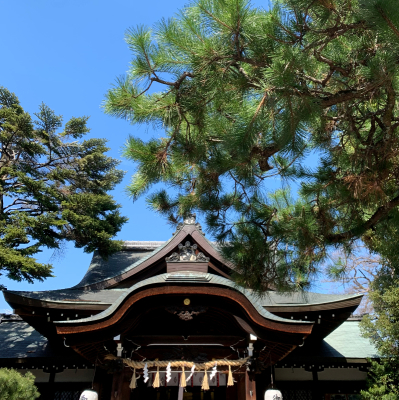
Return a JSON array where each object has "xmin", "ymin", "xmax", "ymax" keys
[
  {"xmin": 54, "ymin": 278, "xmax": 313, "ymax": 342},
  {"xmin": 264, "ymin": 294, "xmax": 363, "ymax": 313},
  {"xmin": 3, "ymin": 288, "xmax": 363, "ymax": 321},
  {"xmin": 51, "ymin": 276, "xmax": 315, "ymax": 366},
  {"xmin": 4, "ymin": 291, "xmax": 110, "ymax": 311}
]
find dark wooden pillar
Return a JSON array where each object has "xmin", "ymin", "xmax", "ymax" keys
[
  {"xmin": 312, "ymin": 367, "xmax": 320, "ymax": 400},
  {"xmin": 40, "ymin": 370, "xmax": 56, "ymax": 400},
  {"xmin": 237, "ymin": 371, "xmax": 256, "ymax": 400},
  {"xmin": 226, "ymin": 382, "xmax": 238, "ymax": 400},
  {"xmin": 93, "ymin": 368, "xmax": 112, "ymax": 399},
  {"xmin": 245, "ymin": 370, "xmax": 256, "ymax": 400},
  {"xmin": 111, "ymin": 367, "xmax": 131, "ymax": 400}
]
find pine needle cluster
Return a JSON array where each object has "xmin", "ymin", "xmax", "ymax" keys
[{"xmin": 105, "ymin": 0, "xmax": 399, "ymax": 292}]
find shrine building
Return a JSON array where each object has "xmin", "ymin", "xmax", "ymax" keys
[{"xmin": 1, "ymin": 215, "xmax": 377, "ymax": 400}]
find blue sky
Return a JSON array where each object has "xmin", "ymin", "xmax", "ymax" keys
[{"xmin": 0, "ymin": 0, "xmax": 329, "ymax": 312}]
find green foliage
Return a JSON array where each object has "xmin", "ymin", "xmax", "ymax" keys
[
  {"xmin": 361, "ymin": 359, "xmax": 399, "ymax": 400},
  {"xmin": 0, "ymin": 368, "xmax": 40, "ymax": 400},
  {"xmin": 105, "ymin": 0, "xmax": 399, "ymax": 291},
  {"xmin": 360, "ymin": 217, "xmax": 399, "ymax": 399},
  {"xmin": 0, "ymin": 87, "xmax": 127, "ymax": 288},
  {"xmin": 362, "ymin": 280, "xmax": 399, "ymax": 358},
  {"xmin": 361, "ymin": 280, "xmax": 399, "ymax": 399}
]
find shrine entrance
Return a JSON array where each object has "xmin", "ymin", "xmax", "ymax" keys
[
  {"xmin": 2, "ymin": 215, "xmax": 367, "ymax": 400},
  {"xmin": 53, "ymin": 227, "xmax": 312, "ymax": 400},
  {"xmin": 57, "ymin": 284, "xmax": 311, "ymax": 400}
]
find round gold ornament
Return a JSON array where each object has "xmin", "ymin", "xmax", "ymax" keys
[{"xmin": 184, "ymin": 298, "xmax": 191, "ymax": 306}]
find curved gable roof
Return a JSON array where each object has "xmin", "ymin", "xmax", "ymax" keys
[
  {"xmin": 57, "ymin": 272, "xmax": 312, "ymax": 327},
  {"xmin": 73, "ymin": 241, "xmax": 167, "ymax": 288},
  {"xmin": 74, "ymin": 222, "xmax": 230, "ymax": 290}
]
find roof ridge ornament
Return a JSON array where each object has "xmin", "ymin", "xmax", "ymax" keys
[
  {"xmin": 173, "ymin": 213, "xmax": 205, "ymax": 236},
  {"xmin": 166, "ymin": 241, "xmax": 210, "ymax": 262}
]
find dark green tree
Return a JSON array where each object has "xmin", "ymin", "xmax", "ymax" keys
[
  {"xmin": 0, "ymin": 87, "xmax": 127, "ymax": 288},
  {"xmin": 0, "ymin": 368, "xmax": 40, "ymax": 400},
  {"xmin": 361, "ymin": 282, "xmax": 399, "ymax": 400},
  {"xmin": 104, "ymin": 0, "xmax": 399, "ymax": 292},
  {"xmin": 360, "ymin": 214, "xmax": 399, "ymax": 399}
]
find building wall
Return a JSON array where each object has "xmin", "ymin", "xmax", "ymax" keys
[
  {"xmin": 275, "ymin": 367, "xmax": 367, "ymax": 381},
  {"xmin": 17, "ymin": 368, "xmax": 95, "ymax": 383},
  {"xmin": 275, "ymin": 367, "xmax": 313, "ymax": 381}
]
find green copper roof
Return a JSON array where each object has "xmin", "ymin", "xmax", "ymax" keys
[
  {"xmin": 282, "ymin": 320, "xmax": 379, "ymax": 362},
  {"xmin": 323, "ymin": 320, "xmax": 378, "ymax": 359}
]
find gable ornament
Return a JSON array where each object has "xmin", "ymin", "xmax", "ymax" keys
[
  {"xmin": 166, "ymin": 306, "xmax": 208, "ymax": 321},
  {"xmin": 173, "ymin": 213, "xmax": 205, "ymax": 236},
  {"xmin": 166, "ymin": 241, "xmax": 209, "ymax": 263}
]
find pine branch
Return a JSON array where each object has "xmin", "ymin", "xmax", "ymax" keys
[
  {"xmin": 377, "ymin": 6, "xmax": 399, "ymax": 40},
  {"xmin": 326, "ymin": 194, "xmax": 399, "ymax": 243}
]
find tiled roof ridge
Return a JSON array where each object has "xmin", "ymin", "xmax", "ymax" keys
[
  {"xmin": 123, "ymin": 241, "xmax": 166, "ymax": 249},
  {"xmin": 122, "ymin": 240, "xmax": 219, "ymax": 248},
  {"xmin": 347, "ymin": 314, "xmax": 367, "ymax": 321}
]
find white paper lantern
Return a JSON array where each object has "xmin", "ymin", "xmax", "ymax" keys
[
  {"xmin": 264, "ymin": 389, "xmax": 283, "ymax": 400},
  {"xmin": 79, "ymin": 389, "xmax": 98, "ymax": 400}
]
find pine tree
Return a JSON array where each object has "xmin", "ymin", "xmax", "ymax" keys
[
  {"xmin": 104, "ymin": 0, "xmax": 399, "ymax": 292},
  {"xmin": 0, "ymin": 87, "xmax": 127, "ymax": 288}
]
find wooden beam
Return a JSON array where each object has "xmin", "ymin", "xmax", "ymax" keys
[{"xmin": 127, "ymin": 335, "xmax": 245, "ymax": 346}]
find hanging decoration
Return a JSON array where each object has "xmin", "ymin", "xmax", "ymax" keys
[
  {"xmin": 153, "ymin": 367, "xmax": 160, "ymax": 388},
  {"xmin": 201, "ymin": 369, "xmax": 209, "ymax": 391},
  {"xmin": 166, "ymin": 362, "xmax": 172, "ymax": 383},
  {"xmin": 129, "ymin": 369, "xmax": 137, "ymax": 389},
  {"xmin": 210, "ymin": 363, "xmax": 217, "ymax": 380},
  {"xmin": 104, "ymin": 355, "xmax": 249, "ymax": 390},
  {"xmin": 186, "ymin": 364, "xmax": 195, "ymax": 382},
  {"xmin": 180, "ymin": 366, "xmax": 186, "ymax": 388},
  {"xmin": 143, "ymin": 363, "xmax": 149, "ymax": 383},
  {"xmin": 227, "ymin": 365, "xmax": 234, "ymax": 386}
]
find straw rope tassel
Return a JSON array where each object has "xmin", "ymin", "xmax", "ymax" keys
[
  {"xmin": 129, "ymin": 369, "xmax": 137, "ymax": 389},
  {"xmin": 202, "ymin": 369, "xmax": 209, "ymax": 391},
  {"xmin": 180, "ymin": 366, "xmax": 186, "ymax": 388},
  {"xmin": 227, "ymin": 365, "xmax": 234, "ymax": 386},
  {"xmin": 153, "ymin": 367, "xmax": 160, "ymax": 388}
]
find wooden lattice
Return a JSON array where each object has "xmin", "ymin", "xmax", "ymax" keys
[
  {"xmin": 281, "ymin": 389, "xmax": 314, "ymax": 400},
  {"xmin": 54, "ymin": 390, "xmax": 82, "ymax": 400}
]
